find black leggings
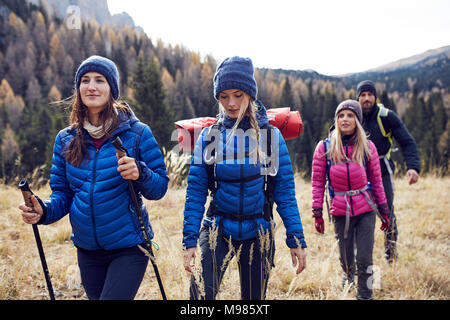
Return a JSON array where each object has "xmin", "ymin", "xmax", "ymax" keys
[
  {"xmin": 190, "ymin": 225, "xmax": 275, "ymax": 300},
  {"xmin": 77, "ymin": 245, "xmax": 149, "ymax": 300}
]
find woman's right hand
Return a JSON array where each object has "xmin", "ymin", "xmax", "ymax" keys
[
  {"xmin": 183, "ymin": 247, "xmax": 197, "ymax": 273},
  {"xmin": 18, "ymin": 195, "xmax": 43, "ymax": 225}
]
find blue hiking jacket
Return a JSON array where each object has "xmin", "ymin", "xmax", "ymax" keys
[
  {"xmin": 39, "ymin": 107, "xmax": 169, "ymax": 250},
  {"xmin": 183, "ymin": 102, "xmax": 306, "ymax": 249}
]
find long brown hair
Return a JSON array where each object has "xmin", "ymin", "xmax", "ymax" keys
[{"xmin": 65, "ymin": 91, "xmax": 130, "ymax": 166}]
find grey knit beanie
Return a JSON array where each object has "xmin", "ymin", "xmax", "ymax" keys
[{"xmin": 335, "ymin": 99, "xmax": 363, "ymax": 124}]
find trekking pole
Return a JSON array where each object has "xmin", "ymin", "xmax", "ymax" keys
[
  {"xmin": 111, "ymin": 137, "xmax": 167, "ymax": 300},
  {"xmin": 18, "ymin": 179, "xmax": 56, "ymax": 300}
]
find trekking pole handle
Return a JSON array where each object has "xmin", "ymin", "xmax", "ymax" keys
[
  {"xmin": 18, "ymin": 178, "xmax": 34, "ymax": 209},
  {"xmin": 111, "ymin": 136, "xmax": 128, "ymax": 158}
]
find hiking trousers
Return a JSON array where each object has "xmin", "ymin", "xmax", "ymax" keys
[
  {"xmin": 333, "ymin": 211, "xmax": 375, "ymax": 300},
  {"xmin": 382, "ymin": 174, "xmax": 398, "ymax": 261},
  {"xmin": 189, "ymin": 225, "xmax": 275, "ymax": 300},
  {"xmin": 77, "ymin": 245, "xmax": 149, "ymax": 300}
]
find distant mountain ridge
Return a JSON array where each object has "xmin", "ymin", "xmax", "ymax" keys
[
  {"xmin": 26, "ymin": 0, "xmax": 142, "ymax": 32},
  {"xmin": 364, "ymin": 45, "xmax": 450, "ymax": 73},
  {"xmin": 338, "ymin": 45, "xmax": 450, "ymax": 94}
]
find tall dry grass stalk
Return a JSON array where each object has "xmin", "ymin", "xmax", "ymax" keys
[
  {"xmin": 162, "ymin": 148, "xmax": 190, "ymax": 188},
  {"xmin": 0, "ymin": 174, "xmax": 449, "ymax": 300}
]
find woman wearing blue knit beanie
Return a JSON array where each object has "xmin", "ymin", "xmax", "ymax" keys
[
  {"xmin": 183, "ymin": 56, "xmax": 307, "ymax": 300},
  {"xmin": 18, "ymin": 55, "xmax": 169, "ymax": 300}
]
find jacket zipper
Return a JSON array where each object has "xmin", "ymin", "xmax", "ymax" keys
[
  {"xmin": 345, "ymin": 144, "xmax": 355, "ymax": 216},
  {"xmin": 90, "ymin": 148, "xmax": 103, "ymax": 249}
]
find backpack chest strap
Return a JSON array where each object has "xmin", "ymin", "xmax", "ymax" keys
[
  {"xmin": 213, "ymin": 210, "xmax": 263, "ymax": 222},
  {"xmin": 334, "ymin": 185, "xmax": 378, "ymax": 239},
  {"xmin": 333, "ymin": 185, "xmax": 369, "ymax": 197}
]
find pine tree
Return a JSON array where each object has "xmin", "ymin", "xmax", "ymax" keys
[
  {"xmin": 278, "ymin": 77, "xmax": 294, "ymax": 107},
  {"xmin": 403, "ymin": 87, "xmax": 420, "ymax": 141},
  {"xmin": 379, "ymin": 90, "xmax": 397, "ymax": 113},
  {"xmin": 16, "ymin": 102, "xmax": 52, "ymax": 175},
  {"xmin": 43, "ymin": 111, "xmax": 65, "ymax": 179},
  {"xmin": 438, "ymin": 122, "xmax": 450, "ymax": 176},
  {"xmin": 199, "ymin": 60, "xmax": 215, "ymax": 117},
  {"xmin": 131, "ymin": 55, "xmax": 174, "ymax": 148},
  {"xmin": 301, "ymin": 80, "xmax": 315, "ymax": 125},
  {"xmin": 0, "ymin": 124, "xmax": 20, "ymax": 183},
  {"xmin": 297, "ymin": 121, "xmax": 314, "ymax": 179}
]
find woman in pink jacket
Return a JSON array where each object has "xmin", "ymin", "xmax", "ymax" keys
[{"xmin": 311, "ymin": 99, "xmax": 390, "ymax": 300}]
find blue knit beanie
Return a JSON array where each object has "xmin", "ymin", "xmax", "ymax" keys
[
  {"xmin": 356, "ymin": 80, "xmax": 377, "ymax": 100},
  {"xmin": 213, "ymin": 56, "xmax": 257, "ymax": 100},
  {"xmin": 75, "ymin": 55, "xmax": 120, "ymax": 100}
]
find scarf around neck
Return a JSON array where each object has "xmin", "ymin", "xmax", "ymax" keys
[
  {"xmin": 83, "ymin": 118, "xmax": 113, "ymax": 139},
  {"xmin": 83, "ymin": 107, "xmax": 118, "ymax": 139}
]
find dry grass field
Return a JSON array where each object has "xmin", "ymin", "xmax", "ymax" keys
[{"xmin": 0, "ymin": 174, "xmax": 449, "ymax": 300}]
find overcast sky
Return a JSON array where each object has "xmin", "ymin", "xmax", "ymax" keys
[{"xmin": 107, "ymin": 0, "xmax": 450, "ymax": 76}]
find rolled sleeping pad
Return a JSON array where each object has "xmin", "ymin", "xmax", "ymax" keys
[
  {"xmin": 175, "ymin": 116, "xmax": 218, "ymax": 151},
  {"xmin": 174, "ymin": 107, "xmax": 303, "ymax": 151},
  {"xmin": 266, "ymin": 107, "xmax": 303, "ymax": 140}
]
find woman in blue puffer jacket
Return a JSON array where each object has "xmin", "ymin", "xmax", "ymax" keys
[
  {"xmin": 19, "ymin": 56, "xmax": 169, "ymax": 300},
  {"xmin": 183, "ymin": 56, "xmax": 307, "ymax": 300}
]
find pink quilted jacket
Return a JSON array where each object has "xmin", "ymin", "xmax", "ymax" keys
[{"xmin": 311, "ymin": 139, "xmax": 387, "ymax": 217}]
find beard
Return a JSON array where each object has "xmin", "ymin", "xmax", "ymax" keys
[{"xmin": 361, "ymin": 100, "xmax": 375, "ymax": 114}]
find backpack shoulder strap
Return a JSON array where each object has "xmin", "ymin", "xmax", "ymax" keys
[
  {"xmin": 261, "ymin": 123, "xmax": 274, "ymax": 159},
  {"xmin": 376, "ymin": 104, "xmax": 390, "ymax": 137},
  {"xmin": 377, "ymin": 103, "xmax": 389, "ymax": 117},
  {"xmin": 323, "ymin": 138, "xmax": 332, "ymax": 167},
  {"xmin": 261, "ymin": 123, "xmax": 275, "ymax": 221},
  {"xmin": 376, "ymin": 103, "xmax": 394, "ymax": 159},
  {"xmin": 129, "ymin": 121, "xmax": 147, "ymax": 161},
  {"xmin": 205, "ymin": 123, "xmax": 221, "ymax": 194},
  {"xmin": 322, "ymin": 138, "xmax": 333, "ymax": 221},
  {"xmin": 323, "ymin": 137, "xmax": 335, "ymax": 195},
  {"xmin": 262, "ymin": 123, "xmax": 273, "ymax": 177}
]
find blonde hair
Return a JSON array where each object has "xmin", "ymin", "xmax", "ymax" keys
[
  {"xmin": 218, "ymin": 95, "xmax": 263, "ymax": 161},
  {"xmin": 328, "ymin": 116, "xmax": 371, "ymax": 166}
]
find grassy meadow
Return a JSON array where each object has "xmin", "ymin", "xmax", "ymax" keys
[{"xmin": 0, "ymin": 174, "xmax": 449, "ymax": 300}]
